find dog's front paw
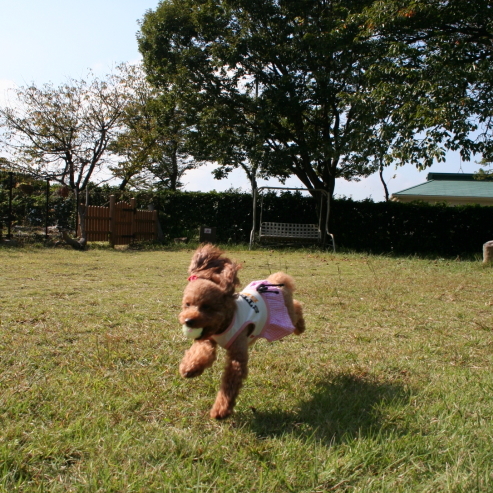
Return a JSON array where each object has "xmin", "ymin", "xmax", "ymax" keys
[{"xmin": 179, "ymin": 362, "xmax": 205, "ymax": 378}]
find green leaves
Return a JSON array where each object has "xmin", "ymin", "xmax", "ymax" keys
[
  {"xmin": 360, "ymin": 0, "xmax": 493, "ymax": 162},
  {"xmin": 108, "ymin": 64, "xmax": 201, "ymax": 191},
  {"xmin": 138, "ymin": 0, "xmax": 492, "ymax": 200},
  {"xmin": 139, "ymin": 0, "xmax": 387, "ymax": 198},
  {"xmin": 0, "ymin": 72, "xmax": 129, "ymax": 192}
]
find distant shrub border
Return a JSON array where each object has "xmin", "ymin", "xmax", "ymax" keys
[
  {"xmin": 120, "ymin": 190, "xmax": 493, "ymax": 256},
  {"xmin": 2, "ymin": 175, "xmax": 493, "ymax": 256},
  {"xmin": 330, "ymin": 198, "xmax": 493, "ymax": 257}
]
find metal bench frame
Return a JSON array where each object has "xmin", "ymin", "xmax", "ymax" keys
[{"xmin": 249, "ymin": 187, "xmax": 335, "ymax": 251}]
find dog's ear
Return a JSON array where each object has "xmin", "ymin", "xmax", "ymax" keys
[
  {"xmin": 189, "ymin": 244, "xmax": 241, "ymax": 293},
  {"xmin": 216, "ymin": 260, "xmax": 241, "ymax": 294}
]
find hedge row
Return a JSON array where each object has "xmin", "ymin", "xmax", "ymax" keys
[
  {"xmin": 142, "ymin": 189, "xmax": 320, "ymax": 243},
  {"xmin": 146, "ymin": 191, "xmax": 493, "ymax": 256},
  {"xmin": 2, "ymin": 175, "xmax": 492, "ymax": 256},
  {"xmin": 331, "ymin": 199, "xmax": 493, "ymax": 256},
  {"xmin": 115, "ymin": 190, "xmax": 492, "ymax": 256}
]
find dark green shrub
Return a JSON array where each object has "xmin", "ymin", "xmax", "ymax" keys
[{"xmin": 2, "ymin": 173, "xmax": 492, "ymax": 256}]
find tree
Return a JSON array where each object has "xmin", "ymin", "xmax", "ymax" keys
[
  {"xmin": 0, "ymin": 73, "xmax": 129, "ymax": 249},
  {"xmin": 360, "ymin": 0, "xmax": 493, "ymax": 163},
  {"xmin": 0, "ymin": 157, "xmax": 10, "ymax": 171},
  {"xmin": 187, "ymin": 88, "xmax": 292, "ymax": 195},
  {"xmin": 139, "ymin": 0, "xmax": 392, "ymax": 206},
  {"xmin": 140, "ymin": 0, "xmax": 493, "ymax": 206},
  {"xmin": 109, "ymin": 64, "xmax": 200, "ymax": 191}
]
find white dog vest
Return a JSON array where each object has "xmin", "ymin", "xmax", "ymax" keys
[{"xmin": 210, "ymin": 280, "xmax": 296, "ymax": 349}]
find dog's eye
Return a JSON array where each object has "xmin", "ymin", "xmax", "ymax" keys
[
  {"xmin": 202, "ymin": 304, "xmax": 212, "ymax": 311},
  {"xmin": 185, "ymin": 303, "xmax": 190, "ymax": 307}
]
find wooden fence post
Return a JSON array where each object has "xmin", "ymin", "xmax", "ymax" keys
[
  {"xmin": 152, "ymin": 210, "xmax": 159, "ymax": 241},
  {"xmin": 130, "ymin": 198, "xmax": 136, "ymax": 243},
  {"xmin": 109, "ymin": 195, "xmax": 116, "ymax": 247},
  {"xmin": 148, "ymin": 204, "xmax": 163, "ymax": 242}
]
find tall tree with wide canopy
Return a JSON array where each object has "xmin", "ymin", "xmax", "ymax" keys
[
  {"xmin": 138, "ymin": 0, "xmax": 404, "ymax": 206},
  {"xmin": 139, "ymin": 0, "xmax": 490, "ymax": 210}
]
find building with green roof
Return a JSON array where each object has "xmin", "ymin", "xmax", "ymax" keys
[{"xmin": 391, "ymin": 173, "xmax": 493, "ymax": 206}]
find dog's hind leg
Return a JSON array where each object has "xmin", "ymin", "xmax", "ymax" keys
[
  {"xmin": 293, "ymin": 299, "xmax": 306, "ymax": 335},
  {"xmin": 179, "ymin": 339, "xmax": 217, "ymax": 378},
  {"xmin": 210, "ymin": 329, "xmax": 249, "ymax": 419}
]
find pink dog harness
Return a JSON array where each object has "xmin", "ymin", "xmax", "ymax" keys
[{"xmin": 210, "ymin": 280, "xmax": 296, "ymax": 349}]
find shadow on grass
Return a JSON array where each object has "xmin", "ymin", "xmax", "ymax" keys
[{"xmin": 242, "ymin": 372, "xmax": 412, "ymax": 446}]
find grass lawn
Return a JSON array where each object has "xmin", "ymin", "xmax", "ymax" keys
[{"xmin": 0, "ymin": 244, "xmax": 492, "ymax": 492}]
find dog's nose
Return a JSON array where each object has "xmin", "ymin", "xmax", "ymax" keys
[{"xmin": 185, "ymin": 318, "xmax": 196, "ymax": 328}]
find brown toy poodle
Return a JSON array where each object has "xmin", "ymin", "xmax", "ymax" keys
[{"xmin": 178, "ymin": 244, "xmax": 305, "ymax": 419}]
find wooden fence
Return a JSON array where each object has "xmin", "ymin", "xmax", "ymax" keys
[{"xmin": 79, "ymin": 196, "xmax": 158, "ymax": 246}]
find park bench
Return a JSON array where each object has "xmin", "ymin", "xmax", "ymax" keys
[
  {"xmin": 250, "ymin": 186, "xmax": 336, "ymax": 252},
  {"xmin": 259, "ymin": 222, "xmax": 321, "ymax": 241}
]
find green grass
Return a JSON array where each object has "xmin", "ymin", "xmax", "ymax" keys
[{"xmin": 1, "ymin": 245, "xmax": 492, "ymax": 492}]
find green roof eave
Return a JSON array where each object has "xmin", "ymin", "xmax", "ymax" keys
[{"xmin": 393, "ymin": 179, "xmax": 493, "ymax": 199}]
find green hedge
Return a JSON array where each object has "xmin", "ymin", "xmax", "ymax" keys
[
  {"xmin": 2, "ymin": 176, "xmax": 492, "ymax": 256},
  {"xmin": 130, "ymin": 190, "xmax": 493, "ymax": 256},
  {"xmin": 331, "ymin": 199, "xmax": 493, "ymax": 256},
  {"xmin": 135, "ymin": 189, "xmax": 319, "ymax": 243}
]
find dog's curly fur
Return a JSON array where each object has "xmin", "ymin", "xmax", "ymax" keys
[{"xmin": 178, "ymin": 244, "xmax": 305, "ymax": 419}]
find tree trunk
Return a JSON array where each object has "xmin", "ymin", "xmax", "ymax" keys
[
  {"xmin": 317, "ymin": 192, "xmax": 331, "ymax": 248},
  {"xmin": 298, "ymin": 185, "xmax": 333, "ymax": 249},
  {"xmin": 379, "ymin": 161, "xmax": 390, "ymax": 202},
  {"xmin": 169, "ymin": 141, "xmax": 179, "ymax": 191},
  {"xmin": 59, "ymin": 202, "xmax": 87, "ymax": 250},
  {"xmin": 249, "ymin": 174, "xmax": 258, "ymax": 198},
  {"xmin": 119, "ymin": 177, "xmax": 129, "ymax": 190},
  {"xmin": 301, "ymin": 169, "xmax": 335, "ymax": 249},
  {"xmin": 77, "ymin": 203, "xmax": 88, "ymax": 248}
]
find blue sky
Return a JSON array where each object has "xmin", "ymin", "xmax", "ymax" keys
[{"xmin": 0, "ymin": 1, "xmax": 481, "ymax": 200}]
